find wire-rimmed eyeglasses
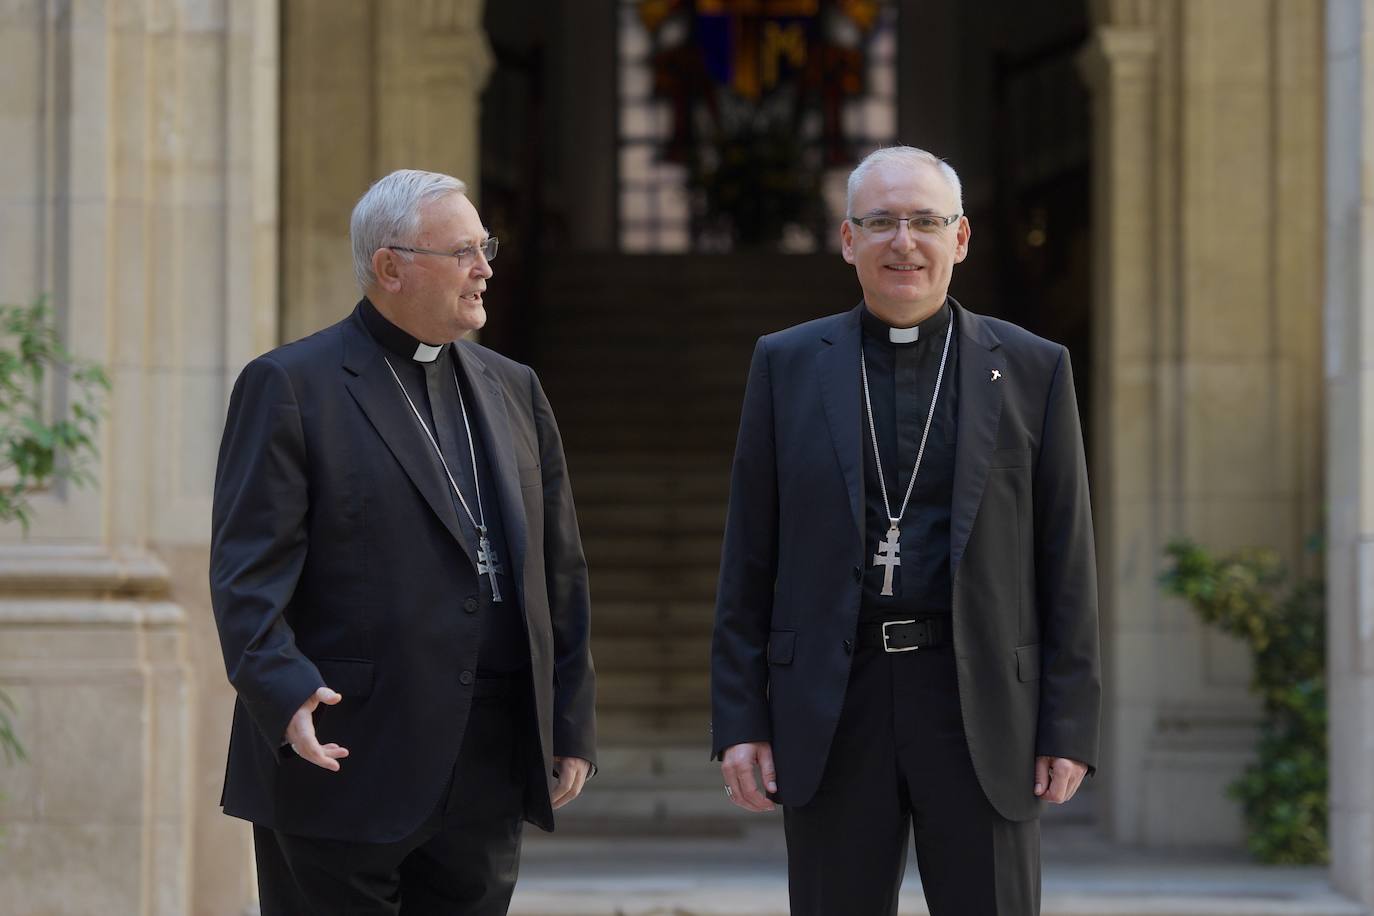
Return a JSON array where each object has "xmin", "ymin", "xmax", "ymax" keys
[
  {"xmin": 388, "ymin": 237, "xmax": 499, "ymax": 265},
  {"xmin": 848, "ymin": 214, "xmax": 961, "ymax": 239}
]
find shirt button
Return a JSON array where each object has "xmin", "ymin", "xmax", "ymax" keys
[
  {"xmin": 463, "ymin": 597, "xmax": 478, "ymax": 614},
  {"xmin": 459, "ymin": 670, "xmax": 474, "ymax": 686}
]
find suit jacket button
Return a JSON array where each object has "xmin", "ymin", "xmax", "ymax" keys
[
  {"xmin": 459, "ymin": 670, "xmax": 474, "ymax": 686},
  {"xmin": 852, "ymin": 565, "xmax": 862, "ymax": 581},
  {"xmin": 843, "ymin": 639, "xmax": 853, "ymax": 654},
  {"xmin": 463, "ymin": 597, "xmax": 478, "ymax": 614}
]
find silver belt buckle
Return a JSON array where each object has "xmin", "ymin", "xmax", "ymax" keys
[{"xmin": 882, "ymin": 619, "xmax": 920, "ymax": 653}]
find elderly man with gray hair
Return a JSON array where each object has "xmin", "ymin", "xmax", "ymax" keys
[
  {"xmin": 210, "ymin": 169, "xmax": 595, "ymax": 914},
  {"xmin": 711, "ymin": 146, "xmax": 1100, "ymax": 914}
]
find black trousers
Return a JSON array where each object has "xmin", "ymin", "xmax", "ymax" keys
[
  {"xmin": 254, "ymin": 692, "xmax": 532, "ymax": 916},
  {"xmin": 784, "ymin": 644, "xmax": 1040, "ymax": 916}
]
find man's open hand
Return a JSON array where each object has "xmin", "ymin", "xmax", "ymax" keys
[
  {"xmin": 721, "ymin": 741, "xmax": 777, "ymax": 812},
  {"xmin": 1033, "ymin": 756, "xmax": 1087, "ymax": 803},
  {"xmin": 284, "ymin": 686, "xmax": 350, "ymax": 772}
]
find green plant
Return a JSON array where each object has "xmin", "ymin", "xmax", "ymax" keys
[
  {"xmin": 0, "ymin": 688, "xmax": 24, "ymax": 764},
  {"xmin": 1161, "ymin": 538, "xmax": 1327, "ymax": 864},
  {"xmin": 0, "ymin": 296, "xmax": 110, "ymax": 530},
  {"xmin": 0, "ymin": 296, "xmax": 110, "ymax": 767}
]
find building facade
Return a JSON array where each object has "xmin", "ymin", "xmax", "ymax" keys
[{"xmin": 0, "ymin": 1, "xmax": 1369, "ymax": 912}]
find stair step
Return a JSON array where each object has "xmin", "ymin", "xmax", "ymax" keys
[
  {"xmin": 591, "ymin": 600, "xmax": 714, "ymax": 635},
  {"xmin": 591, "ymin": 636, "xmax": 712, "ymax": 671},
  {"xmin": 595, "ymin": 709, "xmax": 714, "ymax": 742},
  {"xmin": 592, "ymin": 567, "xmax": 719, "ymax": 600},
  {"xmin": 583, "ymin": 534, "xmax": 723, "ymax": 567},
  {"xmin": 569, "ymin": 464, "xmax": 730, "ymax": 492},
  {"xmin": 596, "ymin": 671, "xmax": 710, "ymax": 709},
  {"xmin": 553, "ymin": 787, "xmax": 749, "ymax": 824},
  {"xmin": 519, "ymin": 254, "xmax": 853, "ymax": 832},
  {"xmin": 577, "ymin": 502, "xmax": 725, "ymax": 534}
]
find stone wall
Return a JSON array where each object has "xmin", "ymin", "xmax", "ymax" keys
[
  {"xmin": 0, "ymin": 0, "xmax": 495, "ymax": 909},
  {"xmin": 1082, "ymin": 0, "xmax": 1326, "ymax": 846},
  {"xmin": 0, "ymin": 551, "xmax": 191, "ymax": 914},
  {"xmin": 0, "ymin": 1, "xmax": 278, "ymax": 912},
  {"xmin": 278, "ymin": 0, "xmax": 492, "ymax": 343},
  {"xmin": 1325, "ymin": 0, "xmax": 1374, "ymax": 905}
]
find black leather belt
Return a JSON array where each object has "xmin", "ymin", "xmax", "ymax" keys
[{"xmin": 857, "ymin": 617, "xmax": 947, "ymax": 652}]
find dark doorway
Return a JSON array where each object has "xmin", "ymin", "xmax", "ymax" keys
[
  {"xmin": 904, "ymin": 0, "xmax": 1094, "ymax": 436},
  {"xmin": 477, "ymin": 0, "xmax": 1094, "ymax": 833}
]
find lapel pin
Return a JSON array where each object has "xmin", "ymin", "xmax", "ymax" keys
[{"xmin": 991, "ymin": 369, "xmax": 1002, "ymax": 382}]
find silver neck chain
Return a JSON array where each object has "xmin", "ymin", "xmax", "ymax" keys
[
  {"xmin": 383, "ymin": 354, "xmax": 488, "ymax": 538},
  {"xmin": 859, "ymin": 319, "xmax": 953, "ymax": 531}
]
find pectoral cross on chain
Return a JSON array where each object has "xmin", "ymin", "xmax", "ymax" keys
[
  {"xmin": 873, "ymin": 523, "xmax": 901, "ymax": 597},
  {"xmin": 477, "ymin": 531, "xmax": 504, "ymax": 603}
]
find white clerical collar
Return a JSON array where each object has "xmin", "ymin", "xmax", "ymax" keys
[
  {"xmin": 412, "ymin": 342, "xmax": 443, "ymax": 363},
  {"xmin": 888, "ymin": 326, "xmax": 920, "ymax": 344}
]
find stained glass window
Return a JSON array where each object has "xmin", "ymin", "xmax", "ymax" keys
[{"xmin": 618, "ymin": 0, "xmax": 898, "ymax": 253}]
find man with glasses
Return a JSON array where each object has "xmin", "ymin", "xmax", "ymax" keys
[
  {"xmin": 712, "ymin": 146, "xmax": 1099, "ymax": 914},
  {"xmin": 210, "ymin": 168, "xmax": 595, "ymax": 914}
]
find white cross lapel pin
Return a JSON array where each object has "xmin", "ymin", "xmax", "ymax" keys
[{"xmin": 990, "ymin": 369, "xmax": 1002, "ymax": 382}]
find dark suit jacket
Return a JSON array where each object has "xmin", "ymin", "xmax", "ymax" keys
[
  {"xmin": 209, "ymin": 307, "xmax": 596, "ymax": 842},
  {"xmin": 710, "ymin": 300, "xmax": 1099, "ymax": 822}
]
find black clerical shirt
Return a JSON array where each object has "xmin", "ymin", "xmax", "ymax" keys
[
  {"xmin": 358, "ymin": 298, "xmax": 528, "ymax": 674},
  {"xmin": 858, "ymin": 300, "xmax": 958, "ymax": 620}
]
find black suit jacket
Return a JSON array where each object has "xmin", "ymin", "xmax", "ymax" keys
[
  {"xmin": 710, "ymin": 300, "xmax": 1099, "ymax": 822},
  {"xmin": 209, "ymin": 307, "xmax": 596, "ymax": 841}
]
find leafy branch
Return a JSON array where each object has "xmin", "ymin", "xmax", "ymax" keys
[
  {"xmin": 0, "ymin": 689, "xmax": 25, "ymax": 765},
  {"xmin": 1161, "ymin": 538, "xmax": 1327, "ymax": 864},
  {"xmin": 0, "ymin": 296, "xmax": 111, "ymax": 768},
  {"xmin": 0, "ymin": 297, "xmax": 110, "ymax": 530}
]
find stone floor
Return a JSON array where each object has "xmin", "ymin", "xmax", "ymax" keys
[{"xmin": 511, "ymin": 822, "xmax": 1367, "ymax": 916}]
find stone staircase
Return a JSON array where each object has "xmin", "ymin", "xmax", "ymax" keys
[{"xmin": 527, "ymin": 253, "xmax": 856, "ymax": 833}]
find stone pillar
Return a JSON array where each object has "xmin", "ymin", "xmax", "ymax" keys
[
  {"xmin": 1326, "ymin": 0, "xmax": 1374, "ymax": 904},
  {"xmin": 1082, "ymin": 0, "xmax": 1326, "ymax": 846},
  {"xmin": 279, "ymin": 0, "xmax": 493, "ymax": 343},
  {"xmin": 1079, "ymin": 18, "xmax": 1164, "ymax": 845},
  {"xmin": 0, "ymin": 553, "xmax": 190, "ymax": 914},
  {"xmin": 0, "ymin": 0, "xmax": 278, "ymax": 912}
]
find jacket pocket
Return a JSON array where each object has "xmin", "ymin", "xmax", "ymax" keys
[
  {"xmin": 315, "ymin": 657, "xmax": 375, "ymax": 698},
  {"xmin": 768, "ymin": 630, "xmax": 796, "ymax": 666},
  {"xmin": 1015, "ymin": 643, "xmax": 1041, "ymax": 682}
]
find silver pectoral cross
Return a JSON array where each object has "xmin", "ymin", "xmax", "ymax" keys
[
  {"xmin": 873, "ymin": 523, "xmax": 901, "ymax": 597},
  {"xmin": 477, "ymin": 533, "xmax": 504, "ymax": 603}
]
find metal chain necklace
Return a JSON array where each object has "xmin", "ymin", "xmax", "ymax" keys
[
  {"xmin": 383, "ymin": 355, "xmax": 504, "ymax": 602},
  {"xmin": 860, "ymin": 319, "xmax": 953, "ymax": 596}
]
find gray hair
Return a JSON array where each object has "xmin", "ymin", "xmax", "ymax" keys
[
  {"xmin": 350, "ymin": 169, "xmax": 468, "ymax": 291},
  {"xmin": 846, "ymin": 146, "xmax": 963, "ymax": 217}
]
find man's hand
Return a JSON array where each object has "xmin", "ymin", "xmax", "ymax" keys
[
  {"xmin": 1034, "ymin": 755, "xmax": 1087, "ymax": 804},
  {"xmin": 284, "ymin": 687, "xmax": 350, "ymax": 772},
  {"xmin": 721, "ymin": 741, "xmax": 777, "ymax": 812},
  {"xmin": 551, "ymin": 756, "xmax": 592, "ymax": 809}
]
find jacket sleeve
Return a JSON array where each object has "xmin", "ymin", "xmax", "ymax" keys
[
  {"xmin": 209, "ymin": 356, "xmax": 324, "ymax": 752},
  {"xmin": 530, "ymin": 367, "xmax": 598, "ymax": 767},
  {"xmin": 1031, "ymin": 346, "xmax": 1102, "ymax": 771},
  {"xmin": 710, "ymin": 337, "xmax": 779, "ymax": 759}
]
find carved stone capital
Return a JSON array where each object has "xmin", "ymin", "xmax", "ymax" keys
[{"xmin": 1078, "ymin": 25, "xmax": 1158, "ymax": 94}]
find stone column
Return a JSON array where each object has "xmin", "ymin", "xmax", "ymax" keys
[
  {"xmin": 279, "ymin": 0, "xmax": 493, "ymax": 343},
  {"xmin": 1079, "ymin": 18, "xmax": 1163, "ymax": 845},
  {"xmin": 1326, "ymin": 0, "xmax": 1374, "ymax": 904},
  {"xmin": 1083, "ymin": 0, "xmax": 1325, "ymax": 847},
  {"xmin": 0, "ymin": 0, "xmax": 279, "ymax": 912},
  {"xmin": 0, "ymin": 554, "xmax": 190, "ymax": 914}
]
